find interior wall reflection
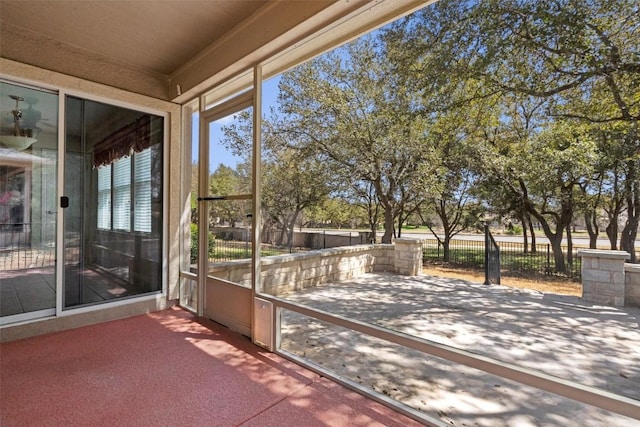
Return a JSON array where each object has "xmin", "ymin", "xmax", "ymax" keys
[{"xmin": 0, "ymin": 81, "xmax": 58, "ymax": 319}]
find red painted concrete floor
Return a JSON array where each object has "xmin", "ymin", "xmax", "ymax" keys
[{"xmin": 0, "ymin": 307, "xmax": 424, "ymax": 427}]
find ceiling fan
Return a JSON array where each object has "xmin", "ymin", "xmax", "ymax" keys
[{"xmin": 1, "ymin": 95, "xmax": 38, "ymax": 150}]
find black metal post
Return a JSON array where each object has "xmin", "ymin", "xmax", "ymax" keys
[
  {"xmin": 484, "ymin": 224, "xmax": 489, "ymax": 285},
  {"xmin": 546, "ymin": 244, "xmax": 550, "ymax": 274}
]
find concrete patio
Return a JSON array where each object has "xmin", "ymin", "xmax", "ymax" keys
[{"xmin": 279, "ymin": 272, "xmax": 640, "ymax": 426}]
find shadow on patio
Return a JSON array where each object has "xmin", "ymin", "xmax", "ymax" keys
[
  {"xmin": 279, "ymin": 272, "xmax": 640, "ymax": 427},
  {"xmin": 0, "ymin": 306, "xmax": 422, "ymax": 427}
]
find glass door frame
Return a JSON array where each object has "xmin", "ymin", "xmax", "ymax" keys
[
  {"xmin": 54, "ymin": 89, "xmax": 66, "ymax": 317},
  {"xmin": 178, "ymin": 65, "xmax": 264, "ymax": 344}
]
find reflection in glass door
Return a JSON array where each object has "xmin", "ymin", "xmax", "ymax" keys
[
  {"xmin": 0, "ymin": 81, "xmax": 58, "ymax": 321},
  {"xmin": 63, "ymin": 96, "xmax": 164, "ymax": 309}
]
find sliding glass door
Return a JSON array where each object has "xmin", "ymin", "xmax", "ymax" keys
[
  {"xmin": 0, "ymin": 81, "xmax": 58, "ymax": 322},
  {"xmin": 1, "ymin": 80, "xmax": 165, "ymax": 323},
  {"xmin": 63, "ymin": 96, "xmax": 164, "ymax": 309}
]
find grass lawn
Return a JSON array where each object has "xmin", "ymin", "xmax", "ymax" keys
[{"xmin": 422, "ymin": 265, "xmax": 582, "ymax": 296}]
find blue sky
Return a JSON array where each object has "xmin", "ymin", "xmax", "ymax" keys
[{"xmin": 192, "ymin": 75, "xmax": 281, "ymax": 173}]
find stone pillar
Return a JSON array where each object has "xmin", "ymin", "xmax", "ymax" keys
[
  {"xmin": 624, "ymin": 263, "xmax": 640, "ymax": 307},
  {"xmin": 577, "ymin": 249, "xmax": 629, "ymax": 307},
  {"xmin": 394, "ymin": 238, "xmax": 422, "ymax": 276}
]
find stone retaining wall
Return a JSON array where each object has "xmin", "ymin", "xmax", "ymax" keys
[
  {"xmin": 625, "ymin": 263, "xmax": 640, "ymax": 307},
  {"xmin": 577, "ymin": 249, "xmax": 639, "ymax": 307},
  {"xmin": 208, "ymin": 242, "xmax": 421, "ymax": 296},
  {"xmin": 394, "ymin": 238, "xmax": 423, "ymax": 276}
]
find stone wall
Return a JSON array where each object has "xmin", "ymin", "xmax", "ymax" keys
[
  {"xmin": 208, "ymin": 242, "xmax": 421, "ymax": 296},
  {"xmin": 578, "ymin": 249, "xmax": 633, "ymax": 307},
  {"xmin": 394, "ymin": 238, "xmax": 423, "ymax": 276},
  {"xmin": 625, "ymin": 263, "xmax": 640, "ymax": 307},
  {"xmin": 211, "ymin": 227, "xmax": 374, "ymax": 250}
]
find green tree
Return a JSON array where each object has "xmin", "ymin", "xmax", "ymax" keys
[
  {"xmin": 208, "ymin": 164, "xmax": 248, "ymax": 227},
  {"xmin": 494, "ymin": 120, "xmax": 598, "ymax": 272},
  {"xmin": 275, "ymin": 36, "xmax": 437, "ymax": 243},
  {"xmin": 393, "ymin": 0, "xmax": 639, "ymax": 264},
  {"xmin": 470, "ymin": 0, "xmax": 640, "ymax": 261},
  {"xmin": 418, "ymin": 95, "xmax": 488, "ymax": 261},
  {"xmin": 223, "ymin": 111, "xmax": 333, "ymax": 247},
  {"xmin": 306, "ymin": 197, "xmax": 358, "ymax": 229}
]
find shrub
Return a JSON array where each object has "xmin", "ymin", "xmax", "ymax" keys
[{"xmin": 505, "ymin": 224, "xmax": 523, "ymax": 235}]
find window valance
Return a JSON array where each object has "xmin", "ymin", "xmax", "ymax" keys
[{"xmin": 93, "ymin": 116, "xmax": 152, "ymax": 168}]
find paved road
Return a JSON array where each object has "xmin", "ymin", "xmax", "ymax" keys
[
  {"xmin": 402, "ymin": 232, "xmax": 615, "ymax": 248},
  {"xmin": 300, "ymin": 228, "xmax": 636, "ymax": 249}
]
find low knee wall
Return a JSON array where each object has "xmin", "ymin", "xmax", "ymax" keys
[{"xmin": 208, "ymin": 242, "xmax": 420, "ymax": 296}]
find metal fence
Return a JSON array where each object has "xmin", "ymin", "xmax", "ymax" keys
[
  {"xmin": 209, "ymin": 228, "xmax": 584, "ymax": 280},
  {"xmin": 0, "ymin": 224, "xmax": 55, "ymax": 270},
  {"xmin": 422, "ymin": 237, "xmax": 582, "ymax": 280},
  {"xmin": 207, "ymin": 228, "xmax": 373, "ymax": 263}
]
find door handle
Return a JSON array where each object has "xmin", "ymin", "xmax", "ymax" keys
[{"xmin": 60, "ymin": 196, "xmax": 69, "ymax": 208}]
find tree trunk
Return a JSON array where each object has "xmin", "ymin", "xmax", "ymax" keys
[
  {"xmin": 367, "ymin": 199, "xmax": 379, "ymax": 243},
  {"xmin": 621, "ymin": 220, "xmax": 638, "ymax": 263},
  {"xmin": 620, "ymin": 160, "xmax": 639, "ymax": 263},
  {"xmin": 285, "ymin": 226, "xmax": 294, "ymax": 249},
  {"xmin": 285, "ymin": 209, "xmax": 302, "ymax": 249},
  {"xmin": 519, "ymin": 213, "xmax": 529, "ymax": 253},
  {"xmin": 606, "ymin": 221, "xmax": 619, "ymax": 250},
  {"xmin": 550, "ymin": 232, "xmax": 566, "ymax": 273},
  {"xmin": 381, "ymin": 205, "xmax": 394, "ymax": 243},
  {"xmin": 369, "ymin": 223, "xmax": 377, "ymax": 244},
  {"xmin": 443, "ymin": 238, "xmax": 451, "ymax": 263},
  {"xmin": 524, "ymin": 197, "xmax": 569, "ymax": 274},
  {"xmin": 524, "ymin": 205, "xmax": 567, "ymax": 272},
  {"xmin": 584, "ymin": 212, "xmax": 598, "ymax": 249},
  {"xmin": 566, "ymin": 223, "xmax": 573, "ymax": 268},
  {"xmin": 528, "ymin": 214, "xmax": 537, "ymax": 254}
]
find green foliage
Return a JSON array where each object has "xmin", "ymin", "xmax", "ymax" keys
[
  {"xmin": 189, "ymin": 224, "xmax": 216, "ymax": 263},
  {"xmin": 195, "ymin": 0, "xmax": 639, "ymax": 262},
  {"xmin": 223, "ymin": 107, "xmax": 333, "ymax": 242},
  {"xmin": 190, "ymin": 223, "xmax": 198, "ymax": 263},
  {"xmin": 505, "ymin": 224, "xmax": 523, "ymax": 235},
  {"xmin": 274, "ymin": 36, "xmax": 442, "ymax": 242},
  {"xmin": 208, "ymin": 164, "xmax": 250, "ymax": 227}
]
